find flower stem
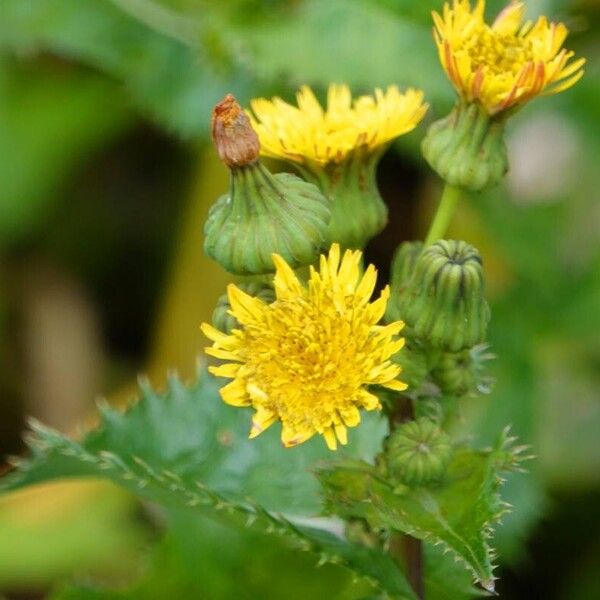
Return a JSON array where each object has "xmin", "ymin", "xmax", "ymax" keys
[
  {"xmin": 387, "ymin": 397, "xmax": 425, "ymax": 599},
  {"xmin": 423, "ymin": 183, "xmax": 461, "ymax": 247}
]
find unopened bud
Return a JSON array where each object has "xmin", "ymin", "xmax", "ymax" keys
[
  {"xmin": 386, "ymin": 241, "xmax": 423, "ymax": 322},
  {"xmin": 399, "ymin": 240, "xmax": 490, "ymax": 351},
  {"xmin": 432, "ymin": 344, "xmax": 495, "ymax": 397},
  {"xmin": 212, "ymin": 94, "xmax": 260, "ymax": 167},
  {"xmin": 385, "ymin": 418, "xmax": 452, "ymax": 486}
]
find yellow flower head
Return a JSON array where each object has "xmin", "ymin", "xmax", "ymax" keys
[
  {"xmin": 202, "ymin": 244, "xmax": 407, "ymax": 450},
  {"xmin": 248, "ymin": 84, "xmax": 428, "ymax": 167},
  {"xmin": 433, "ymin": 0, "xmax": 585, "ymax": 115}
]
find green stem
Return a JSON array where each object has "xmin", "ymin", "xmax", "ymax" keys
[
  {"xmin": 387, "ymin": 397, "xmax": 424, "ymax": 599},
  {"xmin": 423, "ymin": 183, "xmax": 461, "ymax": 247}
]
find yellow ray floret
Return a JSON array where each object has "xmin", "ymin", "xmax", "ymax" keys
[
  {"xmin": 248, "ymin": 84, "xmax": 428, "ymax": 166},
  {"xmin": 433, "ymin": 0, "xmax": 585, "ymax": 115},
  {"xmin": 201, "ymin": 244, "xmax": 407, "ymax": 450}
]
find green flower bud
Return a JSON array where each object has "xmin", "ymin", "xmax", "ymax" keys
[
  {"xmin": 386, "ymin": 241, "xmax": 423, "ymax": 322},
  {"xmin": 385, "ymin": 418, "xmax": 452, "ymax": 486},
  {"xmin": 212, "ymin": 281, "xmax": 275, "ymax": 334},
  {"xmin": 432, "ymin": 343, "xmax": 495, "ymax": 397},
  {"xmin": 422, "ymin": 103, "xmax": 508, "ymax": 192},
  {"xmin": 300, "ymin": 149, "xmax": 387, "ymax": 250},
  {"xmin": 391, "ymin": 342, "xmax": 429, "ymax": 392},
  {"xmin": 399, "ymin": 240, "xmax": 490, "ymax": 352},
  {"xmin": 205, "ymin": 95, "xmax": 331, "ymax": 275}
]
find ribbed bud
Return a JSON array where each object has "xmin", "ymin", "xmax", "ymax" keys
[
  {"xmin": 205, "ymin": 95, "xmax": 331, "ymax": 275},
  {"xmin": 391, "ymin": 342, "xmax": 429, "ymax": 392},
  {"xmin": 386, "ymin": 241, "xmax": 423, "ymax": 322},
  {"xmin": 212, "ymin": 282, "xmax": 275, "ymax": 334},
  {"xmin": 432, "ymin": 344, "xmax": 495, "ymax": 397},
  {"xmin": 399, "ymin": 240, "xmax": 490, "ymax": 351},
  {"xmin": 422, "ymin": 103, "xmax": 508, "ymax": 192},
  {"xmin": 301, "ymin": 149, "xmax": 387, "ymax": 249},
  {"xmin": 385, "ymin": 418, "xmax": 452, "ymax": 486}
]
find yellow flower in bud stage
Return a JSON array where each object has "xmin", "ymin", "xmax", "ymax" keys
[
  {"xmin": 202, "ymin": 244, "xmax": 407, "ymax": 451},
  {"xmin": 433, "ymin": 0, "xmax": 585, "ymax": 115},
  {"xmin": 248, "ymin": 85, "xmax": 427, "ymax": 249}
]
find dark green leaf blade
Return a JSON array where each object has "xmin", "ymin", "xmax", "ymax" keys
[
  {"xmin": 2, "ymin": 369, "xmax": 386, "ymax": 515},
  {"xmin": 317, "ymin": 432, "xmax": 525, "ymax": 592}
]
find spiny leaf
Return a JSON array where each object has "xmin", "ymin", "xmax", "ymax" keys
[
  {"xmin": 0, "ymin": 370, "xmax": 411, "ymax": 596},
  {"xmin": 2, "ymin": 403, "xmax": 411, "ymax": 597},
  {"xmin": 317, "ymin": 430, "xmax": 527, "ymax": 592},
  {"xmin": 2, "ymin": 367, "xmax": 385, "ymax": 514}
]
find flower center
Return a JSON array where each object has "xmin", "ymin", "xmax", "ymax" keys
[
  {"xmin": 241, "ymin": 296, "xmax": 374, "ymax": 428},
  {"xmin": 465, "ymin": 27, "xmax": 534, "ymax": 75}
]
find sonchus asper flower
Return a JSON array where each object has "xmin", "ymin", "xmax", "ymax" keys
[
  {"xmin": 202, "ymin": 244, "xmax": 407, "ymax": 450},
  {"xmin": 423, "ymin": 0, "xmax": 585, "ymax": 191},
  {"xmin": 249, "ymin": 85, "xmax": 427, "ymax": 249},
  {"xmin": 433, "ymin": 0, "xmax": 584, "ymax": 115}
]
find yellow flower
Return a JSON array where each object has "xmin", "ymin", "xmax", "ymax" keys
[
  {"xmin": 248, "ymin": 84, "xmax": 428, "ymax": 167},
  {"xmin": 202, "ymin": 244, "xmax": 407, "ymax": 450},
  {"xmin": 433, "ymin": 0, "xmax": 585, "ymax": 115}
]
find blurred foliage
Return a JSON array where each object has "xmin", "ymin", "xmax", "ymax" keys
[
  {"xmin": 0, "ymin": 0, "xmax": 598, "ymax": 598},
  {"xmin": 0, "ymin": 481, "xmax": 147, "ymax": 590}
]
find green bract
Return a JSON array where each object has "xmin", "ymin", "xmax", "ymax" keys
[
  {"xmin": 399, "ymin": 240, "xmax": 490, "ymax": 351},
  {"xmin": 422, "ymin": 103, "xmax": 508, "ymax": 192},
  {"xmin": 299, "ymin": 150, "xmax": 387, "ymax": 250},
  {"xmin": 384, "ymin": 418, "xmax": 453, "ymax": 486},
  {"xmin": 204, "ymin": 163, "xmax": 331, "ymax": 275}
]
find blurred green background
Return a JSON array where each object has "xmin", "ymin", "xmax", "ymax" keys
[{"xmin": 0, "ymin": 0, "xmax": 598, "ymax": 598}]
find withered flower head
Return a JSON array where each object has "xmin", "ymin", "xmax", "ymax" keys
[{"xmin": 211, "ymin": 94, "xmax": 260, "ymax": 168}]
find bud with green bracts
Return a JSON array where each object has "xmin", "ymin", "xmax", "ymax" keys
[
  {"xmin": 391, "ymin": 341, "xmax": 429, "ymax": 392},
  {"xmin": 204, "ymin": 164, "xmax": 331, "ymax": 275},
  {"xmin": 432, "ymin": 343, "xmax": 495, "ymax": 397},
  {"xmin": 386, "ymin": 240, "xmax": 423, "ymax": 322},
  {"xmin": 204, "ymin": 94, "xmax": 331, "ymax": 275},
  {"xmin": 399, "ymin": 240, "xmax": 490, "ymax": 352},
  {"xmin": 385, "ymin": 418, "xmax": 452, "ymax": 486},
  {"xmin": 422, "ymin": 103, "xmax": 508, "ymax": 192},
  {"xmin": 298, "ymin": 148, "xmax": 387, "ymax": 250},
  {"xmin": 212, "ymin": 281, "xmax": 275, "ymax": 334}
]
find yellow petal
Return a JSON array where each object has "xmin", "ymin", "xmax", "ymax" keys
[
  {"xmin": 323, "ymin": 428, "xmax": 338, "ymax": 451},
  {"xmin": 220, "ymin": 378, "xmax": 251, "ymax": 407},
  {"xmin": 227, "ymin": 284, "xmax": 267, "ymax": 325},
  {"xmin": 249, "ymin": 408, "xmax": 277, "ymax": 439}
]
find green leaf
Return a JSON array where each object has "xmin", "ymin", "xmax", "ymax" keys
[
  {"xmin": 424, "ymin": 543, "xmax": 485, "ymax": 600},
  {"xmin": 2, "ymin": 370, "xmax": 385, "ymax": 514},
  {"xmin": 0, "ymin": 60, "xmax": 131, "ymax": 244},
  {"xmin": 0, "ymin": 482, "xmax": 146, "ymax": 590},
  {"xmin": 317, "ymin": 431, "xmax": 527, "ymax": 593},
  {"xmin": 1, "ymin": 371, "xmax": 412, "ymax": 597},
  {"xmin": 51, "ymin": 508, "xmax": 377, "ymax": 600},
  {"xmin": 0, "ymin": 0, "xmax": 250, "ymax": 137}
]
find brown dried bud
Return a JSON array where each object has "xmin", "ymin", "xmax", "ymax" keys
[{"xmin": 211, "ymin": 94, "xmax": 260, "ymax": 168}]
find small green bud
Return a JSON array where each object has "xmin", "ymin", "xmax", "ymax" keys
[
  {"xmin": 422, "ymin": 103, "xmax": 508, "ymax": 192},
  {"xmin": 205, "ymin": 95, "xmax": 331, "ymax": 275},
  {"xmin": 399, "ymin": 240, "xmax": 490, "ymax": 352},
  {"xmin": 432, "ymin": 344, "xmax": 495, "ymax": 397},
  {"xmin": 385, "ymin": 418, "xmax": 452, "ymax": 486},
  {"xmin": 386, "ymin": 241, "xmax": 423, "ymax": 322},
  {"xmin": 301, "ymin": 149, "xmax": 387, "ymax": 249},
  {"xmin": 391, "ymin": 342, "xmax": 429, "ymax": 392},
  {"xmin": 212, "ymin": 282, "xmax": 275, "ymax": 334}
]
